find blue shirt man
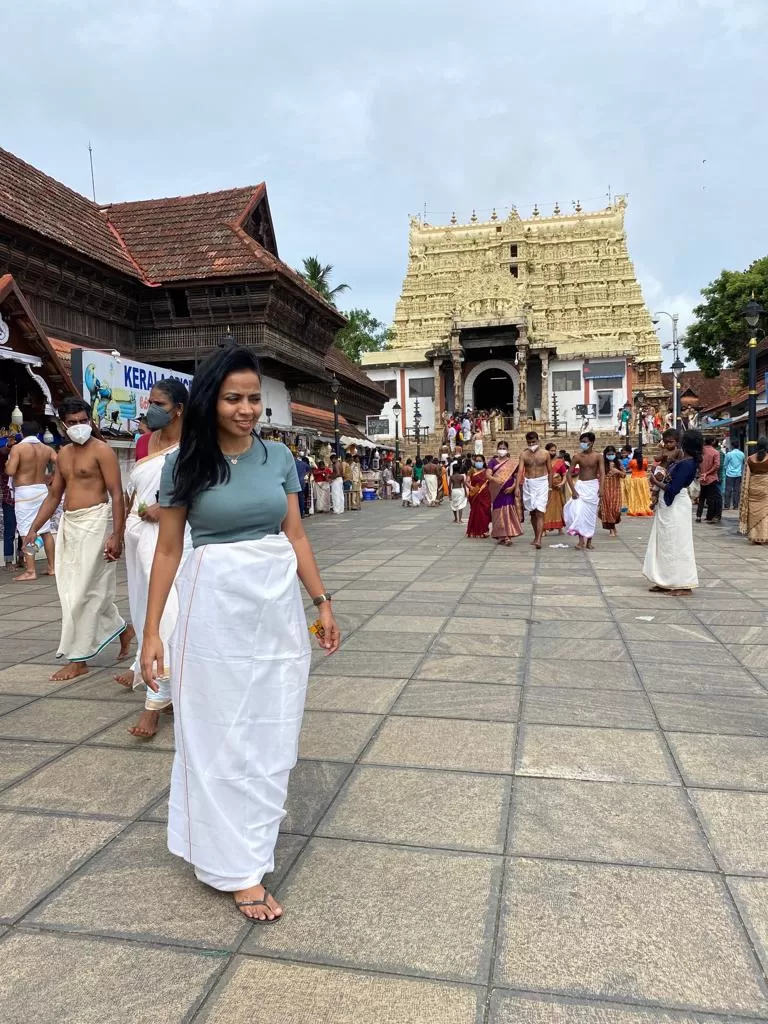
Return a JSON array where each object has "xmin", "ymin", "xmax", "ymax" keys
[{"xmin": 723, "ymin": 447, "xmax": 745, "ymax": 510}]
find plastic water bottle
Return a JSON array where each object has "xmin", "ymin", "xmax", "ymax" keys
[{"xmin": 23, "ymin": 537, "xmax": 44, "ymax": 556}]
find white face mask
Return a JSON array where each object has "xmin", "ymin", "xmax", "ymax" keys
[
  {"xmin": 529, "ymin": 444, "xmax": 539, "ymax": 452},
  {"xmin": 497, "ymin": 448, "xmax": 509, "ymax": 457},
  {"xmin": 66, "ymin": 423, "xmax": 92, "ymax": 445}
]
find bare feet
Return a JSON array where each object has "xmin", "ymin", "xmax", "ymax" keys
[
  {"xmin": 46, "ymin": 568, "xmax": 56, "ymax": 576},
  {"xmin": 118, "ymin": 625, "xmax": 136, "ymax": 661},
  {"xmin": 50, "ymin": 661, "xmax": 88, "ymax": 682},
  {"xmin": 13, "ymin": 570, "xmax": 36, "ymax": 582},
  {"xmin": 234, "ymin": 884, "xmax": 283, "ymax": 922},
  {"xmin": 128, "ymin": 710, "xmax": 161, "ymax": 738},
  {"xmin": 114, "ymin": 671, "xmax": 134, "ymax": 689}
]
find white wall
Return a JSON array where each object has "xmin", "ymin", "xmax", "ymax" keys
[
  {"xmin": 548, "ymin": 359, "xmax": 628, "ymax": 431},
  {"xmin": 362, "ymin": 363, "xmax": 435, "ymax": 437},
  {"xmin": 259, "ymin": 374, "xmax": 291, "ymax": 427}
]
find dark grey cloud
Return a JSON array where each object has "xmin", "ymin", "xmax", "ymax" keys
[{"xmin": 2, "ymin": 0, "xmax": 765, "ymax": 366}]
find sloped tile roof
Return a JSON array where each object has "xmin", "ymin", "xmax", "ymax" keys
[
  {"xmin": 661, "ymin": 369, "xmax": 742, "ymax": 412},
  {"xmin": 104, "ymin": 186, "xmax": 266, "ymax": 283},
  {"xmin": 290, "ymin": 402, "xmax": 368, "ymax": 439},
  {"xmin": 0, "ymin": 148, "xmax": 139, "ymax": 276},
  {"xmin": 325, "ymin": 345, "xmax": 386, "ymax": 397}
]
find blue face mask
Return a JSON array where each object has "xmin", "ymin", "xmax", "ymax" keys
[
  {"xmin": 474, "ymin": 461, "xmax": 484, "ymax": 468},
  {"xmin": 606, "ymin": 453, "xmax": 616, "ymax": 461},
  {"xmin": 580, "ymin": 442, "xmax": 590, "ymax": 451}
]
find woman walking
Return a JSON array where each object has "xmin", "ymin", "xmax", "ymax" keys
[
  {"xmin": 486, "ymin": 442, "xmax": 523, "ymax": 546},
  {"xmin": 643, "ymin": 429, "xmax": 700, "ymax": 595},
  {"xmin": 739, "ymin": 437, "xmax": 768, "ymax": 544},
  {"xmin": 466, "ymin": 455, "xmax": 491, "ymax": 537},
  {"xmin": 117, "ymin": 379, "xmax": 190, "ymax": 738},
  {"xmin": 627, "ymin": 448, "xmax": 653, "ymax": 516},
  {"xmin": 543, "ymin": 442, "xmax": 568, "ymax": 534},
  {"xmin": 599, "ymin": 445, "xmax": 625, "ymax": 537},
  {"xmin": 141, "ymin": 345, "xmax": 340, "ymax": 922}
]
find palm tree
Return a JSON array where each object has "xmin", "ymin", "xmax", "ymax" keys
[{"xmin": 298, "ymin": 256, "xmax": 349, "ymax": 306}]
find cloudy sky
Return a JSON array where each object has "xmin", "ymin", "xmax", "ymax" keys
[{"xmin": 2, "ymin": 0, "xmax": 765, "ymax": 367}]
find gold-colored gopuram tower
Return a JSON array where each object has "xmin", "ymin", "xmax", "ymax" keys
[{"xmin": 365, "ymin": 197, "xmax": 665, "ymax": 431}]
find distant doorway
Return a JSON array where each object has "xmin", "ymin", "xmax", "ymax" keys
[{"xmin": 472, "ymin": 368, "xmax": 514, "ymax": 414}]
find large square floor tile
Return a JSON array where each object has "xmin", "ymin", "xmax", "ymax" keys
[
  {"xmin": 516, "ymin": 725, "xmax": 678, "ymax": 784},
  {"xmin": 668, "ymin": 733, "xmax": 768, "ymax": 790},
  {"xmin": 527, "ymin": 660, "xmax": 641, "ymax": 691},
  {"xmin": 0, "ymin": 698, "xmax": 131, "ymax": 742},
  {"xmin": 0, "ymin": 930, "xmax": 221, "ymax": 1024},
  {"xmin": 305, "ymin": 676, "xmax": 406, "ymax": 714},
  {"xmin": 310, "ymin": 651, "xmax": 422, "ymax": 678},
  {"xmin": 0, "ymin": 810, "xmax": 120, "ymax": 921},
  {"xmin": 638, "ymin": 663, "xmax": 765, "ymax": 696},
  {"xmin": 416, "ymin": 655, "xmax": 520, "ymax": 685},
  {"xmin": 729, "ymin": 878, "xmax": 768, "ymax": 976},
  {"xmin": 691, "ymin": 790, "xmax": 768, "ymax": 874},
  {"xmin": 298, "ymin": 711, "xmax": 381, "ymax": 762},
  {"xmin": 508, "ymin": 778, "xmax": 713, "ymax": 869},
  {"xmin": 0, "ymin": 663, "xmax": 73, "ymax": 696},
  {"xmin": 360, "ymin": 615, "xmax": 446, "ymax": 633},
  {"xmin": 523, "ymin": 689, "xmax": 655, "ymax": 729},
  {"xmin": 431, "ymin": 634, "xmax": 526, "ymax": 659},
  {"xmin": 0, "ymin": 746, "xmax": 173, "ymax": 815},
  {"xmin": 0, "ymin": 739, "xmax": 68, "ymax": 788},
  {"xmin": 199, "ymin": 958, "xmax": 482, "ymax": 1024},
  {"xmin": 27, "ymin": 821, "xmax": 249, "ymax": 947},
  {"xmin": 496, "ymin": 858, "xmax": 768, "ymax": 1015},
  {"xmin": 392, "ymin": 680, "xmax": 520, "ymax": 721},
  {"xmin": 243, "ymin": 837, "xmax": 501, "ymax": 981},
  {"xmin": 318, "ymin": 765, "xmax": 509, "ymax": 852},
  {"xmin": 651, "ymin": 694, "xmax": 768, "ymax": 736},
  {"xmin": 363, "ymin": 716, "xmax": 515, "ymax": 773}
]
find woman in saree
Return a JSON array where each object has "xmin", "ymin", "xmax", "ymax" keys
[
  {"xmin": 599, "ymin": 445, "xmax": 625, "ymax": 537},
  {"xmin": 739, "ymin": 437, "xmax": 768, "ymax": 544},
  {"xmin": 141, "ymin": 345, "xmax": 340, "ymax": 922},
  {"xmin": 543, "ymin": 442, "xmax": 568, "ymax": 534},
  {"xmin": 627, "ymin": 447, "xmax": 653, "ymax": 516},
  {"xmin": 466, "ymin": 455, "xmax": 492, "ymax": 537},
  {"xmin": 117, "ymin": 379, "xmax": 191, "ymax": 738},
  {"xmin": 486, "ymin": 442, "xmax": 523, "ymax": 545},
  {"xmin": 644, "ymin": 430, "xmax": 700, "ymax": 595}
]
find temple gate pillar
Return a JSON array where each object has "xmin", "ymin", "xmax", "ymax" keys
[
  {"xmin": 450, "ymin": 330, "xmax": 463, "ymax": 412},
  {"xmin": 433, "ymin": 359, "xmax": 444, "ymax": 421},
  {"xmin": 540, "ymin": 350, "xmax": 550, "ymax": 422}
]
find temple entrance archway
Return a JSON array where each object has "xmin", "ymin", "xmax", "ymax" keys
[{"xmin": 465, "ymin": 360, "xmax": 518, "ymax": 423}]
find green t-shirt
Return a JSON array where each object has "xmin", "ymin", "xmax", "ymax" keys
[{"xmin": 159, "ymin": 439, "xmax": 301, "ymax": 548}]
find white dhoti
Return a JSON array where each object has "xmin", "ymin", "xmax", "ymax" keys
[
  {"xmin": 643, "ymin": 490, "xmax": 698, "ymax": 590},
  {"xmin": 523, "ymin": 476, "xmax": 549, "ymax": 513},
  {"xmin": 313, "ymin": 481, "xmax": 331, "ymax": 513},
  {"xmin": 14, "ymin": 483, "xmax": 52, "ymax": 536},
  {"xmin": 55, "ymin": 503, "xmax": 125, "ymax": 661},
  {"xmin": 450, "ymin": 487, "xmax": 468, "ymax": 512},
  {"xmin": 564, "ymin": 478, "xmax": 600, "ymax": 539},
  {"xmin": 168, "ymin": 534, "xmax": 311, "ymax": 891},
  {"xmin": 401, "ymin": 477, "xmax": 413, "ymax": 503},
  {"xmin": 330, "ymin": 477, "xmax": 345, "ymax": 514},
  {"xmin": 424, "ymin": 475, "xmax": 438, "ymax": 504}
]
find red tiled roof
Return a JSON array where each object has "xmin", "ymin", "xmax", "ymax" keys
[
  {"xmin": 660, "ymin": 369, "xmax": 742, "ymax": 413},
  {"xmin": 0, "ymin": 148, "xmax": 139, "ymax": 277},
  {"xmin": 325, "ymin": 345, "xmax": 386, "ymax": 397},
  {"xmin": 290, "ymin": 402, "xmax": 368, "ymax": 439},
  {"xmin": 104, "ymin": 186, "xmax": 266, "ymax": 283}
]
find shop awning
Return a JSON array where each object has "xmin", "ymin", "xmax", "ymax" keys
[{"xmin": 290, "ymin": 402, "xmax": 369, "ymax": 442}]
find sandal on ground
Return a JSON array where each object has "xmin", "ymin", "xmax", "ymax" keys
[{"xmin": 235, "ymin": 890, "xmax": 281, "ymax": 923}]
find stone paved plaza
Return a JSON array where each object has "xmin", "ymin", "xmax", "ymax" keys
[{"xmin": 2, "ymin": 501, "xmax": 768, "ymax": 1022}]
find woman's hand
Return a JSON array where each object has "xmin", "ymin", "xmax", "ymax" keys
[
  {"xmin": 140, "ymin": 632, "xmax": 164, "ymax": 691},
  {"xmin": 316, "ymin": 602, "xmax": 341, "ymax": 656},
  {"xmin": 139, "ymin": 503, "xmax": 161, "ymax": 523}
]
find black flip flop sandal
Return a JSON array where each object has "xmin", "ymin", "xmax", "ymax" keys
[{"xmin": 235, "ymin": 891, "xmax": 282, "ymax": 923}]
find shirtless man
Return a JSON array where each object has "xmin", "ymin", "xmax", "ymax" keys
[
  {"xmin": 565, "ymin": 431, "xmax": 605, "ymax": 550},
  {"xmin": 22, "ymin": 398, "xmax": 134, "ymax": 680},
  {"xmin": 6, "ymin": 421, "xmax": 57, "ymax": 581},
  {"xmin": 519, "ymin": 431, "xmax": 552, "ymax": 549}
]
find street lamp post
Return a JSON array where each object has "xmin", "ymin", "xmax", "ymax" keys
[
  {"xmin": 670, "ymin": 357, "xmax": 685, "ymax": 430},
  {"xmin": 392, "ymin": 400, "xmax": 401, "ymax": 469},
  {"xmin": 635, "ymin": 390, "xmax": 645, "ymax": 455},
  {"xmin": 414, "ymin": 398, "xmax": 422, "ymax": 462},
  {"xmin": 653, "ymin": 310, "xmax": 681, "ymax": 428},
  {"xmin": 330, "ymin": 374, "xmax": 341, "ymax": 458},
  {"xmin": 745, "ymin": 296, "xmax": 764, "ymax": 451}
]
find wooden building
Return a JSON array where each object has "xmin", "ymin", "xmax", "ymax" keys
[{"xmin": 0, "ymin": 147, "xmax": 383, "ymax": 435}]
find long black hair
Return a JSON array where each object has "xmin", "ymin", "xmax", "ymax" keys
[
  {"xmin": 171, "ymin": 345, "xmax": 266, "ymax": 506},
  {"xmin": 681, "ymin": 428, "xmax": 704, "ymax": 467},
  {"xmin": 756, "ymin": 437, "xmax": 768, "ymax": 462}
]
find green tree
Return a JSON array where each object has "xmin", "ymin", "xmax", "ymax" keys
[
  {"xmin": 298, "ymin": 256, "xmax": 349, "ymax": 306},
  {"xmin": 334, "ymin": 308, "xmax": 393, "ymax": 364},
  {"xmin": 685, "ymin": 256, "xmax": 768, "ymax": 376}
]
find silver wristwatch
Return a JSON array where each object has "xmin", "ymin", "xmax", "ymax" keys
[{"xmin": 312, "ymin": 592, "xmax": 332, "ymax": 607}]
